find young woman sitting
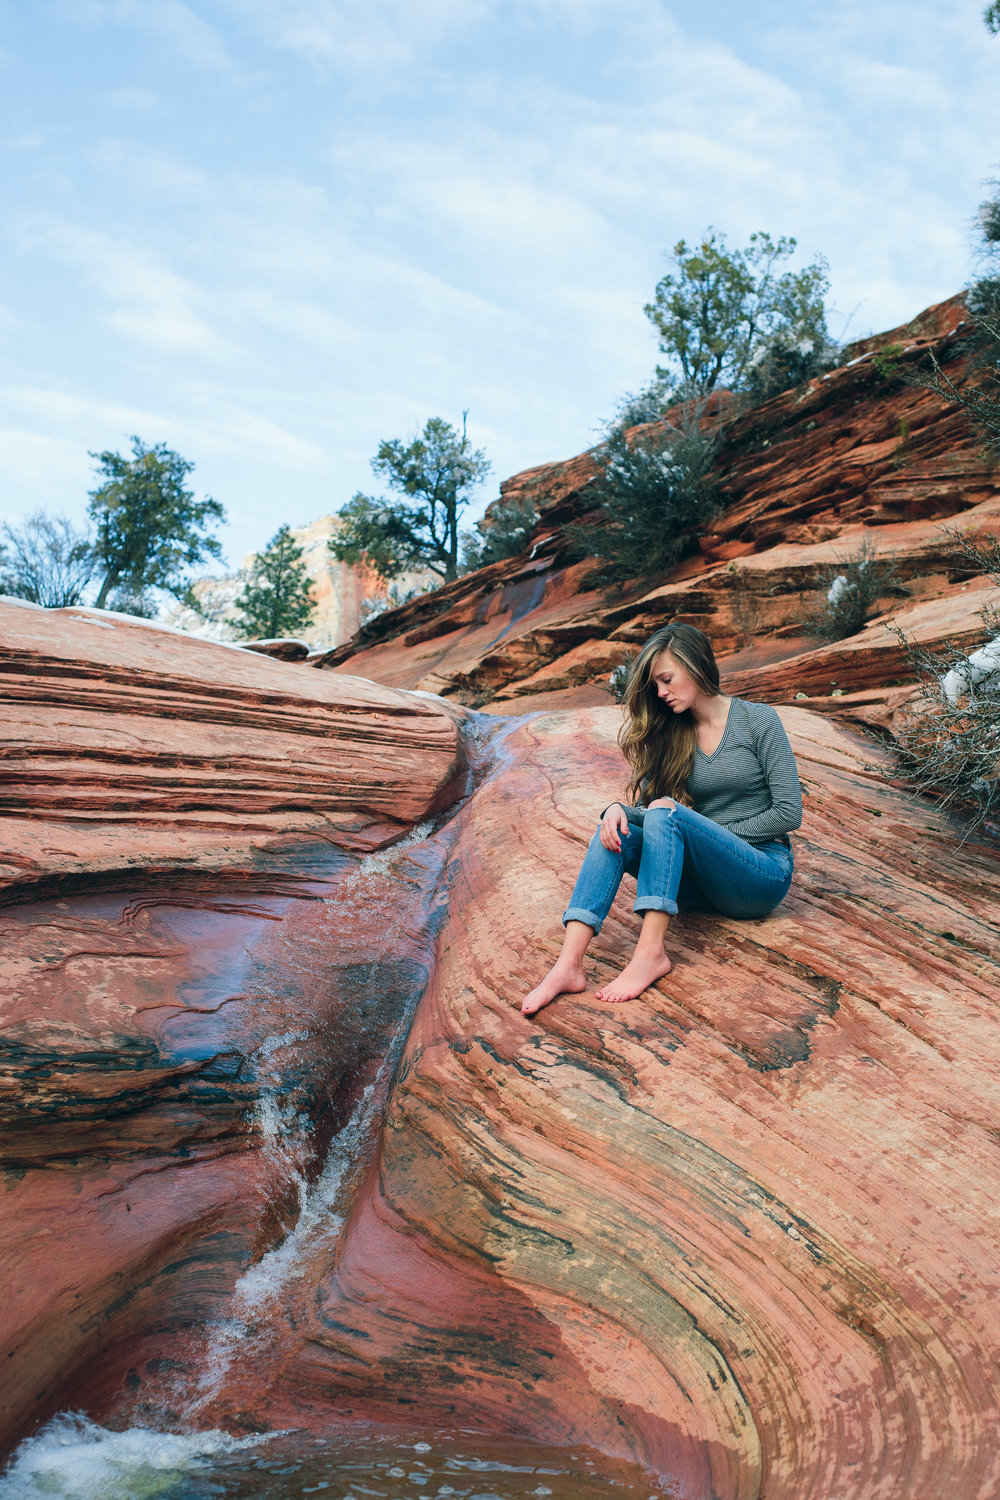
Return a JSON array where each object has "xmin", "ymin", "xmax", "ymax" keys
[{"xmin": 522, "ymin": 622, "xmax": 802, "ymax": 1016}]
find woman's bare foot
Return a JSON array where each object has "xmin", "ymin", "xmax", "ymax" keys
[
  {"xmin": 595, "ymin": 949, "xmax": 672, "ymax": 1003},
  {"xmin": 521, "ymin": 961, "xmax": 588, "ymax": 1017}
]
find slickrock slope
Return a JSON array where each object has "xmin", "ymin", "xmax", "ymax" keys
[
  {"xmin": 203, "ymin": 706, "xmax": 1000, "ymax": 1500},
  {"xmin": 0, "ymin": 599, "xmax": 466, "ymax": 900},
  {"xmin": 0, "ymin": 602, "xmax": 467, "ymax": 1453},
  {"xmin": 317, "ymin": 296, "xmax": 1000, "ymax": 717}
]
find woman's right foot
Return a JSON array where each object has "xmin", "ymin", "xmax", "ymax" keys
[{"xmin": 521, "ymin": 962, "xmax": 587, "ymax": 1017}]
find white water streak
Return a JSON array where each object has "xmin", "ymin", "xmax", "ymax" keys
[
  {"xmin": 0, "ymin": 1413, "xmax": 266, "ymax": 1500},
  {"xmin": 183, "ymin": 824, "xmax": 436, "ymax": 1415}
]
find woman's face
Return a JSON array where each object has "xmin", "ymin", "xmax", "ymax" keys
[{"xmin": 650, "ymin": 648, "xmax": 699, "ymax": 714}]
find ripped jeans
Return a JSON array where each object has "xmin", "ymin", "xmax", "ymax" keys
[{"xmin": 562, "ymin": 804, "xmax": 794, "ymax": 934}]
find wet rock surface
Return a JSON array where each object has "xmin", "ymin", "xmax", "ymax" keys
[
  {"xmin": 0, "ymin": 821, "xmax": 458, "ymax": 1457},
  {"xmin": 189, "ymin": 707, "xmax": 1000, "ymax": 1500}
]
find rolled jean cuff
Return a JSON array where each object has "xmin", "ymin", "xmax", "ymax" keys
[
  {"xmin": 634, "ymin": 896, "xmax": 678, "ymax": 916},
  {"xmin": 562, "ymin": 905, "xmax": 604, "ymax": 934}
]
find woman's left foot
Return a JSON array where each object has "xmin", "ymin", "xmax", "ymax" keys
[{"xmin": 595, "ymin": 950, "xmax": 672, "ymax": 1003}]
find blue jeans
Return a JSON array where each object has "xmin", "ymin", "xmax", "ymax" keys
[{"xmin": 562, "ymin": 805, "xmax": 793, "ymax": 933}]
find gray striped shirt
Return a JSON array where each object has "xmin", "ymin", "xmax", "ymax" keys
[{"xmin": 620, "ymin": 698, "xmax": 803, "ymax": 847}]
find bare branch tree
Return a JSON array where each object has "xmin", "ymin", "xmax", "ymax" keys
[{"xmin": 0, "ymin": 511, "xmax": 95, "ymax": 607}]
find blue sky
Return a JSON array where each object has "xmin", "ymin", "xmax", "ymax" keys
[{"xmin": 1, "ymin": 0, "xmax": 998, "ymax": 567}]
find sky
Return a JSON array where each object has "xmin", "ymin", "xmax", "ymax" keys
[{"xmin": 1, "ymin": 0, "xmax": 998, "ymax": 570}]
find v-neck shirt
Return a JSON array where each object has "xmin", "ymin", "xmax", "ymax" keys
[
  {"xmin": 625, "ymin": 697, "xmax": 803, "ymax": 847},
  {"xmin": 695, "ymin": 696, "xmax": 735, "ymax": 761}
]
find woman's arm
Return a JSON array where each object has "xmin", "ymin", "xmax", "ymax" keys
[{"xmin": 724, "ymin": 707, "xmax": 803, "ymax": 841}]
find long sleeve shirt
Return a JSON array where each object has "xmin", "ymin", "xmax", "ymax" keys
[{"xmin": 613, "ymin": 697, "xmax": 803, "ymax": 847}]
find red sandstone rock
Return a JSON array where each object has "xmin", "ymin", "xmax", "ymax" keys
[
  {"xmin": 0, "ymin": 601, "xmax": 466, "ymax": 899},
  {"xmin": 238, "ymin": 638, "xmax": 312, "ymax": 661},
  {"xmin": 320, "ymin": 296, "xmax": 1000, "ymax": 725},
  {"xmin": 722, "ymin": 573, "xmax": 999, "ymax": 703},
  {"xmin": 0, "ymin": 821, "xmax": 454, "ymax": 1453},
  {"xmin": 181, "ymin": 704, "xmax": 1000, "ymax": 1500},
  {"xmin": 5, "ymin": 297, "xmax": 1000, "ymax": 1500}
]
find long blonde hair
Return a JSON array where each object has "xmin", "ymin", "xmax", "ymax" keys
[{"xmin": 618, "ymin": 623, "xmax": 721, "ymax": 804}]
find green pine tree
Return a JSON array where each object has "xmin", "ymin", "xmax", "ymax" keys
[
  {"xmin": 234, "ymin": 524, "xmax": 316, "ymax": 639},
  {"xmin": 88, "ymin": 437, "xmax": 224, "ymax": 612}
]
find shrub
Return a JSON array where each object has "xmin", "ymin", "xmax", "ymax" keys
[
  {"xmin": 807, "ymin": 533, "xmax": 902, "ymax": 642},
  {"xmin": 359, "ymin": 580, "xmax": 425, "ymax": 625},
  {"xmin": 460, "ymin": 493, "xmax": 538, "ymax": 571},
  {"xmin": 727, "ymin": 563, "xmax": 765, "ymax": 647},
  {"xmin": 607, "ymin": 653, "xmax": 636, "ymax": 704},
  {"xmin": 915, "ymin": 185, "xmax": 1000, "ymax": 448},
  {"xmin": 877, "ymin": 530, "xmax": 1000, "ymax": 840},
  {"xmin": 568, "ymin": 408, "xmax": 719, "ymax": 586},
  {"xmin": 610, "ymin": 373, "xmax": 677, "ymax": 430}
]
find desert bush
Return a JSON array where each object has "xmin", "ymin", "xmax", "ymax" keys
[
  {"xmin": 878, "ymin": 530, "xmax": 999, "ymax": 840},
  {"xmin": 460, "ymin": 493, "xmax": 538, "ymax": 571},
  {"xmin": 568, "ymin": 409, "xmax": 719, "ymax": 586},
  {"xmin": 913, "ymin": 185, "xmax": 1000, "ymax": 449},
  {"xmin": 607, "ymin": 653, "xmax": 637, "ymax": 704},
  {"xmin": 727, "ymin": 563, "xmax": 765, "ymax": 647},
  {"xmin": 610, "ymin": 373, "xmax": 677, "ymax": 430},
  {"xmin": 807, "ymin": 533, "xmax": 902, "ymax": 642},
  {"xmin": 359, "ymin": 580, "xmax": 425, "ymax": 625}
]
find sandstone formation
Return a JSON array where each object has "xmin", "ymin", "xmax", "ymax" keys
[
  {"xmin": 56, "ymin": 700, "xmax": 999, "ymax": 1500},
  {"xmin": 3, "ymin": 294, "xmax": 1000, "ymax": 1500},
  {"xmin": 0, "ymin": 598, "xmax": 466, "ymax": 900},
  {"xmin": 0, "ymin": 598, "xmax": 469, "ymax": 1456},
  {"xmin": 316, "ymin": 297, "xmax": 1000, "ymax": 726}
]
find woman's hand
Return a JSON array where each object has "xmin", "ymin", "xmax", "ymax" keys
[
  {"xmin": 647, "ymin": 796, "xmax": 677, "ymax": 811},
  {"xmin": 600, "ymin": 804, "xmax": 631, "ymax": 852}
]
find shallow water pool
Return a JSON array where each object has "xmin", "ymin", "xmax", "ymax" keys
[{"xmin": 0, "ymin": 1417, "xmax": 674, "ymax": 1500}]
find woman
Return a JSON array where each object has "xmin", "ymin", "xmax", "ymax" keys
[{"xmin": 522, "ymin": 622, "xmax": 802, "ymax": 1016}]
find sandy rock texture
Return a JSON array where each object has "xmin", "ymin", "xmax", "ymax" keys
[
  {"xmin": 0, "ymin": 599, "xmax": 466, "ymax": 900},
  {"xmin": 4, "ymin": 294, "xmax": 1000, "ymax": 1500},
  {"xmin": 200, "ymin": 706, "xmax": 1000, "ymax": 1500}
]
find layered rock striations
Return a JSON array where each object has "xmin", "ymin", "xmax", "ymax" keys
[
  {"xmin": 202, "ymin": 705, "xmax": 1000, "ymax": 1500},
  {"xmin": 315, "ymin": 296, "xmax": 1000, "ymax": 718},
  {"xmin": 0, "ymin": 601, "xmax": 468, "ymax": 1454},
  {"xmin": 3, "ymin": 295, "xmax": 1000, "ymax": 1500},
  {"xmin": 0, "ymin": 599, "xmax": 466, "ymax": 900}
]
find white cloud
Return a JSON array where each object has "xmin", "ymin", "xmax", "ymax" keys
[
  {"xmin": 87, "ymin": 139, "xmax": 212, "ymax": 199},
  {"xmin": 15, "ymin": 216, "xmax": 226, "ymax": 356},
  {"xmin": 7, "ymin": 0, "xmax": 1000, "ymax": 563},
  {"xmin": 229, "ymin": 0, "xmax": 494, "ymax": 69},
  {"xmin": 55, "ymin": 0, "xmax": 235, "ymax": 70}
]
